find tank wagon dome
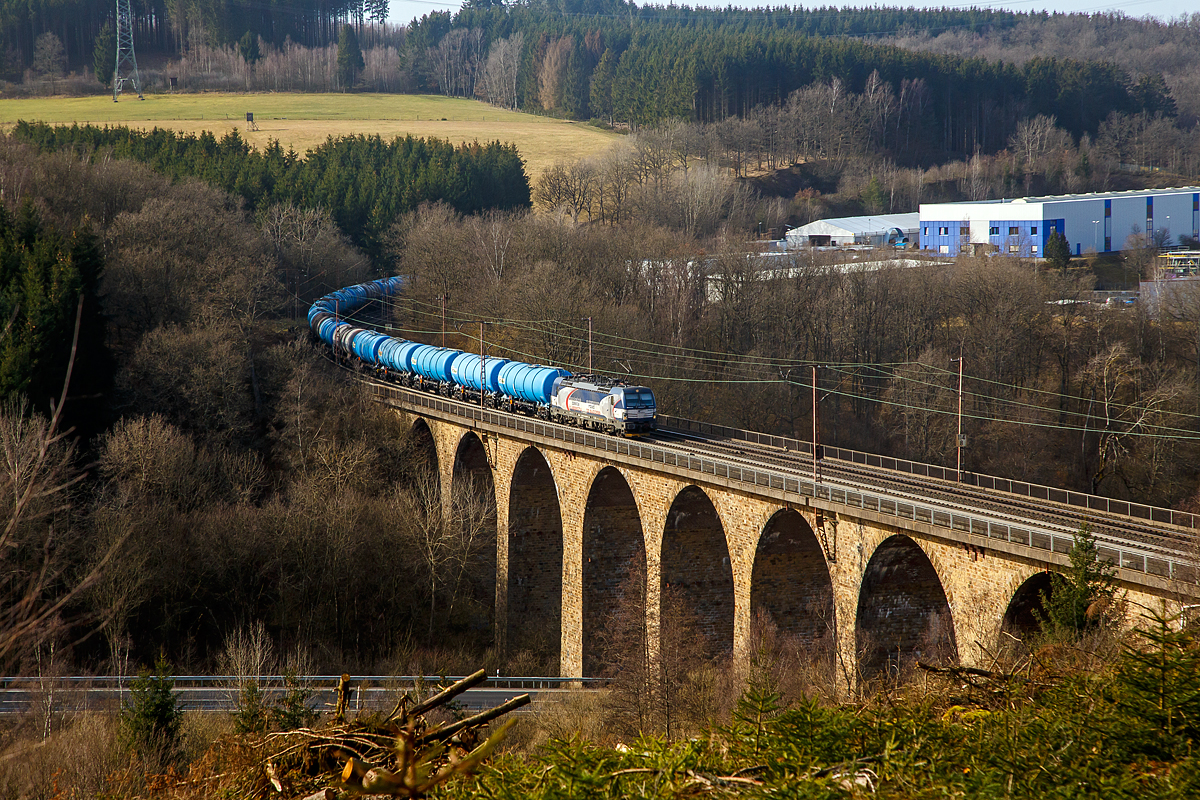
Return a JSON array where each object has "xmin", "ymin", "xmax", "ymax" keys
[
  {"xmin": 452, "ymin": 354, "xmax": 511, "ymax": 393},
  {"xmin": 498, "ymin": 362, "xmax": 570, "ymax": 405}
]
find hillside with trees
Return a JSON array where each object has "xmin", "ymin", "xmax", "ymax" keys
[
  {"xmin": 0, "ymin": 110, "xmax": 1194, "ymax": 681},
  {"xmin": 2, "ymin": 5, "xmax": 1200, "ymax": 796},
  {"xmin": 6, "ymin": 3, "xmax": 1191, "ymax": 168}
]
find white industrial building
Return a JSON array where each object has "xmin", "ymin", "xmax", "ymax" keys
[
  {"xmin": 786, "ymin": 213, "xmax": 919, "ymax": 248},
  {"xmin": 919, "ymin": 188, "xmax": 1200, "ymax": 258}
]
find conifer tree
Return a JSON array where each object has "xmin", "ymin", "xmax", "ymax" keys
[
  {"xmin": 1037, "ymin": 524, "xmax": 1119, "ymax": 639},
  {"xmin": 93, "ymin": 21, "xmax": 115, "ymax": 87},
  {"xmin": 1114, "ymin": 607, "xmax": 1200, "ymax": 759},
  {"xmin": 120, "ymin": 656, "xmax": 182, "ymax": 756},
  {"xmin": 1046, "ymin": 229, "xmax": 1071, "ymax": 273},
  {"xmin": 337, "ymin": 25, "xmax": 365, "ymax": 91}
]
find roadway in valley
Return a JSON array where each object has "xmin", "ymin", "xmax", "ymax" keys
[{"xmin": 0, "ymin": 676, "xmax": 595, "ymax": 717}]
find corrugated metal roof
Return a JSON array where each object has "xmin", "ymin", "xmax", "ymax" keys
[{"xmin": 787, "ymin": 213, "xmax": 920, "ymax": 237}]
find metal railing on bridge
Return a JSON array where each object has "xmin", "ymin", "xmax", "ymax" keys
[{"xmin": 660, "ymin": 415, "xmax": 1200, "ymax": 533}]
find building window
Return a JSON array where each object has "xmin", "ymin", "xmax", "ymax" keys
[
  {"xmin": 1031, "ymin": 226, "xmax": 1038, "ymax": 235},
  {"xmin": 960, "ymin": 227, "xmax": 970, "ymax": 237},
  {"xmin": 1031, "ymin": 245, "xmax": 1038, "ymax": 253},
  {"xmin": 924, "ymin": 227, "xmax": 929, "ymax": 235},
  {"xmin": 1009, "ymin": 226, "xmax": 1019, "ymax": 235},
  {"xmin": 938, "ymin": 226, "xmax": 949, "ymax": 235},
  {"xmin": 939, "ymin": 245, "xmax": 950, "ymax": 254},
  {"xmin": 989, "ymin": 226, "xmax": 999, "ymax": 235},
  {"xmin": 1008, "ymin": 244, "xmax": 1019, "ymax": 253}
]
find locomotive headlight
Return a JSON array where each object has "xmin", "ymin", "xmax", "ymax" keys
[{"xmin": 614, "ymin": 408, "xmax": 625, "ymax": 419}]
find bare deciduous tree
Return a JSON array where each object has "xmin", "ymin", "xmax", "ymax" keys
[
  {"xmin": 398, "ymin": 467, "xmax": 495, "ymax": 638},
  {"xmin": 534, "ymin": 160, "xmax": 598, "ymax": 222},
  {"xmin": 478, "ymin": 33, "xmax": 523, "ymax": 110},
  {"xmin": 1080, "ymin": 343, "xmax": 1190, "ymax": 494},
  {"xmin": 1, "ymin": 308, "xmax": 128, "ymax": 670}
]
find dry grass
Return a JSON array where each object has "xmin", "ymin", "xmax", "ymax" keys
[
  {"xmin": 0, "ymin": 93, "xmax": 620, "ymax": 182},
  {"xmin": 0, "ymin": 714, "xmax": 125, "ymax": 800},
  {"xmin": 501, "ymin": 689, "xmax": 612, "ymax": 753}
]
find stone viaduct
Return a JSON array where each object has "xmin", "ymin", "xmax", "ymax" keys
[{"xmin": 373, "ymin": 383, "xmax": 1194, "ymax": 688}]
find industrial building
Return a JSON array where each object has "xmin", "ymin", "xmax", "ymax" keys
[
  {"xmin": 919, "ymin": 188, "xmax": 1200, "ymax": 257},
  {"xmin": 785, "ymin": 213, "xmax": 919, "ymax": 248}
]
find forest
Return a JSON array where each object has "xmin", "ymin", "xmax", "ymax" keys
[
  {"xmin": 3, "ymin": 109, "xmax": 1199, "ymax": 685},
  {"xmin": 13, "ymin": 121, "xmax": 531, "ymax": 261},
  {"xmin": 7, "ymin": 2, "xmax": 1195, "ymax": 166},
  {"xmin": 3, "ymin": 4, "xmax": 1200, "ymax": 796}
]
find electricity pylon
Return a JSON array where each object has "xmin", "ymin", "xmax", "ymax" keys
[{"xmin": 113, "ymin": 0, "xmax": 143, "ymax": 101}]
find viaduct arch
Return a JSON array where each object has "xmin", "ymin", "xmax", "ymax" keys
[
  {"xmin": 750, "ymin": 509, "xmax": 836, "ymax": 660},
  {"xmin": 405, "ymin": 409, "xmax": 1183, "ymax": 691}
]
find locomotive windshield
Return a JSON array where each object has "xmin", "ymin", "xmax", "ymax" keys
[{"xmin": 624, "ymin": 389, "xmax": 655, "ymax": 409}]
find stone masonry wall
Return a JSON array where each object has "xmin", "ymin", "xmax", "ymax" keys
[{"xmin": 403, "ymin": 411, "xmax": 1186, "ymax": 690}]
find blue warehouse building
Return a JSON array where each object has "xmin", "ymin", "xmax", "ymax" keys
[{"xmin": 919, "ymin": 188, "xmax": 1200, "ymax": 258}]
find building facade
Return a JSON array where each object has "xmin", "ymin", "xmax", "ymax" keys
[
  {"xmin": 919, "ymin": 188, "xmax": 1200, "ymax": 257},
  {"xmin": 786, "ymin": 213, "xmax": 919, "ymax": 248}
]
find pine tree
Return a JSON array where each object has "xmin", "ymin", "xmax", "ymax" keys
[
  {"xmin": 732, "ymin": 652, "xmax": 785, "ymax": 756},
  {"xmin": 1037, "ymin": 524, "xmax": 1119, "ymax": 639},
  {"xmin": 93, "ymin": 21, "xmax": 116, "ymax": 88},
  {"xmin": 590, "ymin": 48, "xmax": 616, "ymax": 125},
  {"xmin": 337, "ymin": 25, "xmax": 365, "ymax": 91},
  {"xmin": 120, "ymin": 656, "xmax": 182, "ymax": 756},
  {"xmin": 1114, "ymin": 607, "xmax": 1200, "ymax": 759},
  {"xmin": 1045, "ymin": 229, "xmax": 1071, "ymax": 273},
  {"xmin": 239, "ymin": 31, "xmax": 260, "ymax": 65}
]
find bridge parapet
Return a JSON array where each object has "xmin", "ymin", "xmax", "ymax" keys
[{"xmin": 661, "ymin": 415, "xmax": 1200, "ymax": 534}]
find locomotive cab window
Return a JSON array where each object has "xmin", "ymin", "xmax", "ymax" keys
[{"xmin": 624, "ymin": 389, "xmax": 655, "ymax": 409}]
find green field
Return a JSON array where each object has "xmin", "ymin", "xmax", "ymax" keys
[{"xmin": 0, "ymin": 93, "xmax": 620, "ymax": 181}]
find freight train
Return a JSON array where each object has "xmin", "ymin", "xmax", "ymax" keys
[{"xmin": 308, "ymin": 277, "xmax": 657, "ymax": 435}]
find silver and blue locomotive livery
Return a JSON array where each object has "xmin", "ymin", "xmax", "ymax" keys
[
  {"xmin": 549, "ymin": 378, "xmax": 657, "ymax": 434},
  {"xmin": 308, "ymin": 278, "xmax": 657, "ymax": 436}
]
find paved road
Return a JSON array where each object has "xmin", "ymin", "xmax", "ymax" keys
[{"xmin": 0, "ymin": 676, "xmax": 598, "ymax": 716}]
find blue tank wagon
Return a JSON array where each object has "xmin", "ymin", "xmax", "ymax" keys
[{"xmin": 308, "ymin": 278, "xmax": 657, "ymax": 435}]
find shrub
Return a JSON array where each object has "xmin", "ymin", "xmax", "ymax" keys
[
  {"xmin": 120, "ymin": 655, "xmax": 181, "ymax": 757},
  {"xmin": 1037, "ymin": 523, "xmax": 1119, "ymax": 639}
]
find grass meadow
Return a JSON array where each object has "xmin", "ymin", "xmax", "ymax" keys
[{"xmin": 0, "ymin": 93, "xmax": 620, "ymax": 181}]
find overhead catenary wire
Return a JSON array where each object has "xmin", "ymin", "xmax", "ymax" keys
[
  {"xmin": 386, "ymin": 296, "xmax": 1200, "ymax": 431},
  {"xmin": 335, "ymin": 292, "xmax": 1200, "ymax": 441}
]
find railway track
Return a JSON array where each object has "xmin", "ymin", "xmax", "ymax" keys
[
  {"xmin": 649, "ymin": 426, "xmax": 1195, "ymax": 563},
  {"xmin": 333, "ymin": 355, "xmax": 1198, "ymax": 578}
]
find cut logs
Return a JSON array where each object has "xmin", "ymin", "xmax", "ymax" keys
[{"xmin": 266, "ymin": 668, "xmax": 528, "ymax": 799}]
